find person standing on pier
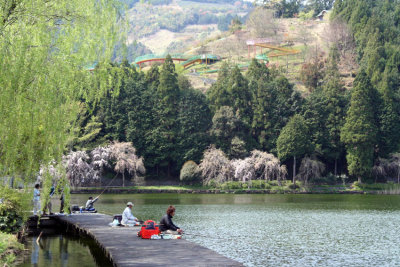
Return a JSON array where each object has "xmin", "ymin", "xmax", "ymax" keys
[
  {"xmin": 122, "ymin": 202, "xmax": 139, "ymax": 225},
  {"xmin": 33, "ymin": 184, "xmax": 41, "ymax": 216},
  {"xmin": 43, "ymin": 185, "xmax": 55, "ymax": 215},
  {"xmin": 159, "ymin": 205, "xmax": 183, "ymax": 235}
]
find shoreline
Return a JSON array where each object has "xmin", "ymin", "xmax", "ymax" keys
[{"xmin": 71, "ymin": 188, "xmax": 381, "ymax": 195}]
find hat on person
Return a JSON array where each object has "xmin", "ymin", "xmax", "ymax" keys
[{"xmin": 127, "ymin": 202, "xmax": 134, "ymax": 206}]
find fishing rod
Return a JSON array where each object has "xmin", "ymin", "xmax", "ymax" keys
[
  {"xmin": 97, "ymin": 173, "xmax": 119, "ymax": 198},
  {"xmin": 183, "ymin": 232, "xmax": 243, "ymax": 240}
]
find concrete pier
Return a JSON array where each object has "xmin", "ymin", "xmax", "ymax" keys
[{"xmin": 51, "ymin": 213, "xmax": 242, "ymax": 267}]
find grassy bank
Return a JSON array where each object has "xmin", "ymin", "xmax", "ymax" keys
[{"xmin": 0, "ymin": 232, "xmax": 23, "ymax": 266}]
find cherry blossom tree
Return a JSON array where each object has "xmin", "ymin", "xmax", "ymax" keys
[
  {"xmin": 298, "ymin": 156, "xmax": 325, "ymax": 185},
  {"xmin": 232, "ymin": 158, "xmax": 254, "ymax": 182},
  {"xmin": 199, "ymin": 146, "xmax": 234, "ymax": 185},
  {"xmin": 109, "ymin": 142, "xmax": 145, "ymax": 187},
  {"xmin": 90, "ymin": 146, "xmax": 111, "ymax": 184},
  {"xmin": 63, "ymin": 151, "xmax": 95, "ymax": 188}
]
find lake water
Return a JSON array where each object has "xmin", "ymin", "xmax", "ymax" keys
[
  {"xmin": 18, "ymin": 233, "xmax": 113, "ymax": 267},
  {"xmin": 21, "ymin": 194, "xmax": 400, "ymax": 266},
  {"xmin": 70, "ymin": 194, "xmax": 400, "ymax": 266}
]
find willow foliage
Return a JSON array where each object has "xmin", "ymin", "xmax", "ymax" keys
[{"xmin": 0, "ymin": 0, "xmax": 123, "ymax": 181}]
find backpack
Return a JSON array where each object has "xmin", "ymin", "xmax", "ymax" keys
[{"xmin": 137, "ymin": 220, "xmax": 160, "ymax": 239}]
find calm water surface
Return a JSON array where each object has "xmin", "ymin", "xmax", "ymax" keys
[
  {"xmin": 19, "ymin": 234, "xmax": 113, "ymax": 267},
  {"xmin": 65, "ymin": 194, "xmax": 400, "ymax": 266}
]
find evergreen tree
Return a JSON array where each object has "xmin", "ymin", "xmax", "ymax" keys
[
  {"xmin": 252, "ymin": 75, "xmax": 303, "ymax": 153},
  {"xmin": 227, "ymin": 66, "xmax": 253, "ymax": 125},
  {"xmin": 154, "ymin": 55, "xmax": 180, "ymax": 177},
  {"xmin": 308, "ymin": 0, "xmax": 335, "ymax": 16},
  {"xmin": 302, "ymin": 88, "xmax": 329, "ymax": 157},
  {"xmin": 377, "ymin": 50, "xmax": 400, "ymax": 156},
  {"xmin": 246, "ymin": 58, "xmax": 270, "ymax": 95},
  {"xmin": 341, "ymin": 70, "xmax": 379, "ymax": 183},
  {"xmin": 206, "ymin": 62, "xmax": 231, "ymax": 113},
  {"xmin": 322, "ymin": 46, "xmax": 348, "ymax": 175},
  {"xmin": 177, "ymin": 81, "xmax": 212, "ymax": 166},
  {"xmin": 145, "ymin": 64, "xmax": 161, "ymax": 90},
  {"xmin": 210, "ymin": 106, "xmax": 243, "ymax": 155},
  {"xmin": 277, "ymin": 114, "xmax": 312, "ymax": 184},
  {"xmin": 230, "ymin": 136, "xmax": 248, "ymax": 159},
  {"xmin": 252, "ymin": 76, "xmax": 277, "ymax": 151}
]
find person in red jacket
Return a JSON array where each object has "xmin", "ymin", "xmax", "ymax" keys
[{"xmin": 159, "ymin": 205, "xmax": 183, "ymax": 235}]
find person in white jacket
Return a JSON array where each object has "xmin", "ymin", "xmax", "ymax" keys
[{"xmin": 122, "ymin": 202, "xmax": 138, "ymax": 225}]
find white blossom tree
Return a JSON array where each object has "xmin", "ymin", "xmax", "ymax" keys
[
  {"xmin": 232, "ymin": 158, "xmax": 254, "ymax": 182},
  {"xmin": 250, "ymin": 150, "xmax": 284, "ymax": 181},
  {"xmin": 90, "ymin": 146, "xmax": 111, "ymax": 184},
  {"xmin": 199, "ymin": 146, "xmax": 233, "ymax": 185},
  {"xmin": 372, "ymin": 158, "xmax": 388, "ymax": 183},
  {"xmin": 39, "ymin": 161, "xmax": 63, "ymax": 184},
  {"xmin": 109, "ymin": 142, "xmax": 145, "ymax": 187},
  {"xmin": 231, "ymin": 150, "xmax": 286, "ymax": 183},
  {"xmin": 298, "ymin": 156, "xmax": 325, "ymax": 185},
  {"xmin": 388, "ymin": 153, "xmax": 400, "ymax": 184},
  {"xmin": 64, "ymin": 151, "xmax": 95, "ymax": 188}
]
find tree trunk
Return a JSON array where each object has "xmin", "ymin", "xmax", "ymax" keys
[
  {"xmin": 122, "ymin": 172, "xmax": 125, "ymax": 187},
  {"xmin": 293, "ymin": 155, "xmax": 296, "ymax": 185},
  {"xmin": 334, "ymin": 158, "xmax": 338, "ymax": 176},
  {"xmin": 358, "ymin": 176, "xmax": 361, "ymax": 184}
]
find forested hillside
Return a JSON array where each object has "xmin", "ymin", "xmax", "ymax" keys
[
  {"xmin": 69, "ymin": 0, "xmax": 400, "ymax": 187},
  {"xmin": 332, "ymin": 0, "xmax": 400, "ymax": 182}
]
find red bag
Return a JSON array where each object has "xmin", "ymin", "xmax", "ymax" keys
[{"xmin": 137, "ymin": 220, "xmax": 160, "ymax": 239}]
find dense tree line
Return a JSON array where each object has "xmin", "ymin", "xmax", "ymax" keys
[
  {"xmin": 331, "ymin": 0, "xmax": 400, "ymax": 182},
  {"xmin": 73, "ymin": 57, "xmax": 211, "ymax": 178},
  {"xmin": 75, "ymin": 57, "xmax": 329, "ymax": 183}
]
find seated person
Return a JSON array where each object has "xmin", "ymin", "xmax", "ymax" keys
[
  {"xmin": 122, "ymin": 202, "xmax": 139, "ymax": 225},
  {"xmin": 159, "ymin": 205, "xmax": 183, "ymax": 235},
  {"xmin": 85, "ymin": 196, "xmax": 98, "ymax": 211}
]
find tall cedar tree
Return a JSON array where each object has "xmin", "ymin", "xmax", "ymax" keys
[
  {"xmin": 155, "ymin": 55, "xmax": 180, "ymax": 177},
  {"xmin": 177, "ymin": 76, "xmax": 212, "ymax": 166},
  {"xmin": 206, "ymin": 62, "xmax": 231, "ymax": 113},
  {"xmin": 210, "ymin": 106, "xmax": 242, "ymax": 155},
  {"xmin": 277, "ymin": 114, "xmax": 311, "ymax": 185},
  {"xmin": 227, "ymin": 66, "xmax": 253, "ymax": 126},
  {"xmin": 340, "ymin": 70, "xmax": 379, "ymax": 183},
  {"xmin": 322, "ymin": 46, "xmax": 348, "ymax": 175}
]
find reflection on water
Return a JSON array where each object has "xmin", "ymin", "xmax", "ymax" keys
[
  {"xmin": 19, "ymin": 234, "xmax": 112, "ymax": 267},
  {"xmin": 69, "ymin": 194, "xmax": 400, "ymax": 266}
]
